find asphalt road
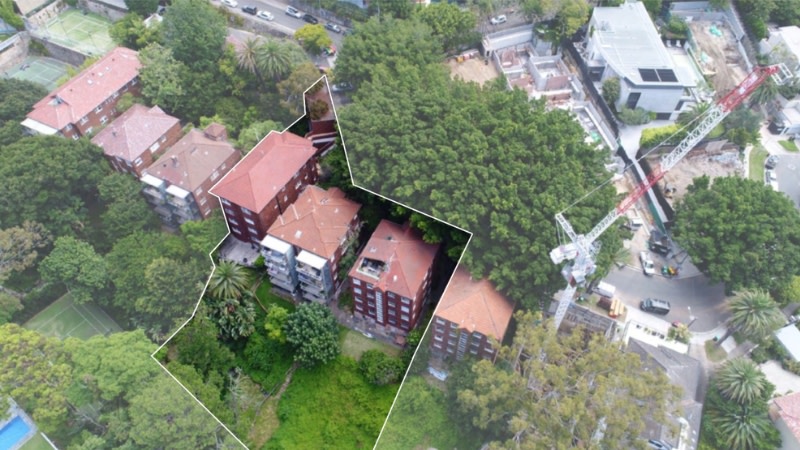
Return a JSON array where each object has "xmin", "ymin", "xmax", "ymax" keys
[
  {"xmin": 603, "ymin": 265, "xmax": 728, "ymax": 333},
  {"xmin": 775, "ymin": 154, "xmax": 800, "ymax": 209}
]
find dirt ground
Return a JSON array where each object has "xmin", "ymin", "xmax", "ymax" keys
[
  {"xmin": 647, "ymin": 142, "xmax": 743, "ymax": 206},
  {"xmin": 688, "ymin": 20, "xmax": 749, "ymax": 94},
  {"xmin": 447, "ymin": 57, "xmax": 499, "ymax": 86}
]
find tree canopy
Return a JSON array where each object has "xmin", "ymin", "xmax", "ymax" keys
[
  {"xmin": 161, "ymin": 0, "xmax": 227, "ymax": 71},
  {"xmin": 284, "ymin": 302, "xmax": 340, "ymax": 367},
  {"xmin": 39, "ymin": 236, "xmax": 109, "ymax": 305},
  {"xmin": 673, "ymin": 176, "xmax": 800, "ymax": 292}
]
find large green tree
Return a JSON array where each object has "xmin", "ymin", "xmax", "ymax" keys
[
  {"xmin": 284, "ymin": 302, "xmax": 340, "ymax": 367},
  {"xmin": 161, "ymin": 0, "xmax": 227, "ymax": 70},
  {"xmin": 97, "ymin": 173, "xmax": 159, "ymax": 246},
  {"xmin": 171, "ymin": 303, "xmax": 235, "ymax": 379},
  {"xmin": 0, "ymin": 136, "xmax": 107, "ymax": 237},
  {"xmin": 138, "ymin": 43, "xmax": 186, "ymax": 114},
  {"xmin": 414, "ymin": 3, "xmax": 478, "ymax": 52},
  {"xmin": 719, "ymin": 290, "xmax": 785, "ymax": 345},
  {"xmin": 124, "ymin": 0, "xmax": 157, "ymax": 17},
  {"xmin": 0, "ymin": 221, "xmax": 50, "ymax": 282},
  {"xmin": 0, "ymin": 291, "xmax": 21, "ymax": 325},
  {"xmin": 277, "ymin": 62, "xmax": 324, "ymax": 118},
  {"xmin": 673, "ymin": 176, "xmax": 800, "ymax": 292},
  {"xmin": 294, "ymin": 24, "xmax": 333, "ymax": 54},
  {"xmin": 453, "ymin": 313, "xmax": 679, "ymax": 448},
  {"xmin": 135, "ymin": 257, "xmax": 206, "ymax": 339},
  {"xmin": 39, "ymin": 236, "xmax": 109, "ymax": 305},
  {"xmin": 180, "ymin": 211, "xmax": 229, "ymax": 258},
  {"xmin": 110, "ymin": 13, "xmax": 161, "ymax": 50},
  {"xmin": 0, "ymin": 78, "xmax": 47, "ymax": 145}
]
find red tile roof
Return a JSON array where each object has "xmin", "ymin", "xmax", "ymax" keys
[
  {"xmin": 142, "ymin": 124, "xmax": 238, "ymax": 192},
  {"xmin": 349, "ymin": 220, "xmax": 439, "ymax": 299},
  {"xmin": 210, "ymin": 131, "xmax": 317, "ymax": 213},
  {"xmin": 434, "ymin": 267, "xmax": 515, "ymax": 341},
  {"xmin": 91, "ymin": 104, "xmax": 179, "ymax": 162},
  {"xmin": 26, "ymin": 47, "xmax": 140, "ymax": 131},
  {"xmin": 774, "ymin": 392, "xmax": 800, "ymax": 441},
  {"xmin": 267, "ymin": 186, "xmax": 361, "ymax": 260}
]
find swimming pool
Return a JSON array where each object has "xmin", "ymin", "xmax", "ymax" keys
[{"xmin": 0, "ymin": 416, "xmax": 31, "ymax": 450}]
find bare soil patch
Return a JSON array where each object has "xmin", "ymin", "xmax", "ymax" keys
[
  {"xmin": 688, "ymin": 20, "xmax": 749, "ymax": 94},
  {"xmin": 447, "ymin": 57, "xmax": 499, "ymax": 86}
]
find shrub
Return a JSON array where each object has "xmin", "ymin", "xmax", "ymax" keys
[
  {"xmin": 601, "ymin": 77, "xmax": 620, "ymax": 107},
  {"xmin": 358, "ymin": 349, "xmax": 404, "ymax": 385},
  {"xmin": 666, "ymin": 16, "xmax": 689, "ymax": 37},
  {"xmin": 309, "ymin": 99, "xmax": 330, "ymax": 120},
  {"xmin": 639, "ymin": 124, "xmax": 687, "ymax": 149},
  {"xmin": 617, "ymin": 107, "xmax": 653, "ymax": 125}
]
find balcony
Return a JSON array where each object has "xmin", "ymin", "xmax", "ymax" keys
[
  {"xmin": 297, "ymin": 270, "xmax": 322, "ymax": 285},
  {"xmin": 142, "ymin": 186, "xmax": 162, "ymax": 198},
  {"xmin": 153, "ymin": 205, "xmax": 172, "ymax": 218},
  {"xmin": 271, "ymin": 277, "xmax": 297, "ymax": 293},
  {"xmin": 301, "ymin": 287, "xmax": 327, "ymax": 302},
  {"xmin": 173, "ymin": 206, "xmax": 197, "ymax": 221},
  {"xmin": 264, "ymin": 250, "xmax": 288, "ymax": 263},
  {"xmin": 167, "ymin": 195, "xmax": 189, "ymax": 208},
  {"xmin": 296, "ymin": 262, "xmax": 322, "ymax": 277}
]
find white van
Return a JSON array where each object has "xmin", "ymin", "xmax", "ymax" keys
[{"xmin": 594, "ymin": 281, "xmax": 616, "ymax": 298}]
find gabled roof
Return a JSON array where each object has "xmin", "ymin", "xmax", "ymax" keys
[
  {"xmin": 142, "ymin": 124, "xmax": 238, "ymax": 192},
  {"xmin": 628, "ymin": 338, "xmax": 702, "ymax": 402},
  {"xmin": 434, "ymin": 266, "xmax": 514, "ymax": 341},
  {"xmin": 775, "ymin": 324, "xmax": 800, "ymax": 361},
  {"xmin": 773, "ymin": 392, "xmax": 800, "ymax": 441},
  {"xmin": 91, "ymin": 104, "xmax": 179, "ymax": 162},
  {"xmin": 25, "ymin": 47, "xmax": 140, "ymax": 131},
  {"xmin": 267, "ymin": 186, "xmax": 361, "ymax": 260},
  {"xmin": 210, "ymin": 131, "xmax": 317, "ymax": 212},
  {"xmin": 590, "ymin": 2, "xmax": 690, "ymax": 87},
  {"xmin": 348, "ymin": 220, "xmax": 439, "ymax": 299}
]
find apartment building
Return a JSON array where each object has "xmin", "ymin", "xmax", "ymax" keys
[
  {"xmin": 22, "ymin": 47, "xmax": 141, "ymax": 139},
  {"xmin": 348, "ymin": 220, "xmax": 439, "ymax": 333},
  {"xmin": 140, "ymin": 123, "xmax": 240, "ymax": 226},
  {"xmin": 430, "ymin": 267, "xmax": 514, "ymax": 361},
  {"xmin": 260, "ymin": 186, "xmax": 361, "ymax": 302},
  {"xmin": 92, "ymin": 104, "xmax": 182, "ymax": 177},
  {"xmin": 210, "ymin": 131, "xmax": 318, "ymax": 244}
]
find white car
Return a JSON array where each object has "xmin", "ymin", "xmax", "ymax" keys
[
  {"xmin": 639, "ymin": 251, "xmax": 656, "ymax": 276},
  {"xmin": 490, "ymin": 14, "xmax": 507, "ymax": 25},
  {"xmin": 221, "ymin": 0, "xmax": 237, "ymax": 7},
  {"xmin": 766, "ymin": 169, "xmax": 777, "ymax": 182},
  {"xmin": 257, "ymin": 10, "xmax": 274, "ymax": 20},
  {"xmin": 285, "ymin": 5, "xmax": 303, "ymax": 18}
]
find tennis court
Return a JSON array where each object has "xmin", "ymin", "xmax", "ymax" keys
[
  {"xmin": 4, "ymin": 57, "xmax": 71, "ymax": 91},
  {"xmin": 37, "ymin": 9, "xmax": 113, "ymax": 56},
  {"xmin": 24, "ymin": 293, "xmax": 122, "ymax": 340}
]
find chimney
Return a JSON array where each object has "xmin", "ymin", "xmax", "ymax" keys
[
  {"xmin": 393, "ymin": 275, "xmax": 397, "ymax": 282},
  {"xmin": 171, "ymin": 155, "xmax": 178, "ymax": 167}
]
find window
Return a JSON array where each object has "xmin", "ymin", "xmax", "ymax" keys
[
  {"xmin": 65, "ymin": 124, "xmax": 73, "ymax": 131},
  {"xmin": 80, "ymin": 116, "xmax": 88, "ymax": 125},
  {"xmin": 247, "ymin": 227, "xmax": 257, "ymax": 235},
  {"xmin": 366, "ymin": 283, "xmax": 374, "ymax": 289},
  {"xmin": 86, "ymin": 127, "xmax": 93, "ymax": 135},
  {"xmin": 221, "ymin": 198, "xmax": 231, "ymax": 206},
  {"xmin": 353, "ymin": 288, "xmax": 362, "ymax": 295},
  {"xmin": 401, "ymin": 314, "xmax": 409, "ymax": 321},
  {"xmin": 387, "ymin": 292, "xmax": 396, "ymax": 299},
  {"xmin": 231, "ymin": 226, "xmax": 241, "ymax": 234},
  {"xmin": 134, "ymin": 157, "xmax": 143, "ymax": 166},
  {"xmin": 388, "ymin": 309, "xmax": 395, "ymax": 316},
  {"xmin": 293, "ymin": 171, "xmax": 299, "ymax": 179},
  {"xmin": 199, "ymin": 197, "xmax": 207, "ymax": 205},
  {"xmin": 230, "ymin": 219, "xmax": 239, "ymax": 227},
  {"xmin": 352, "ymin": 279, "xmax": 361, "ymax": 286},
  {"xmin": 95, "ymin": 105, "xmax": 103, "ymax": 114},
  {"xmin": 112, "ymin": 92, "xmax": 119, "ymax": 99},
  {"xmin": 388, "ymin": 302, "xmax": 396, "ymax": 308},
  {"xmin": 122, "ymin": 85, "xmax": 128, "ymax": 92},
  {"xmin": 224, "ymin": 208, "xmax": 235, "ymax": 216},
  {"xmin": 388, "ymin": 319, "xmax": 397, "ymax": 326},
  {"xmin": 401, "ymin": 297, "xmax": 411, "ymax": 304},
  {"xmin": 436, "ymin": 317, "xmax": 446, "ymax": 325},
  {"xmin": 210, "ymin": 170, "xmax": 220, "ymax": 181},
  {"xmin": 368, "ymin": 308, "xmax": 375, "ymax": 315},
  {"xmin": 401, "ymin": 306, "xmax": 410, "ymax": 313},
  {"xmin": 130, "ymin": 78, "xmax": 138, "ymax": 86},
  {"xmin": 243, "ymin": 208, "xmax": 252, "ymax": 216},
  {"xmin": 367, "ymin": 301, "xmax": 375, "ymax": 307},
  {"xmin": 244, "ymin": 218, "xmax": 255, "ymax": 226},
  {"xmin": 355, "ymin": 305, "xmax": 363, "ymax": 311},
  {"xmin": 447, "ymin": 347, "xmax": 454, "ymax": 353},
  {"xmin": 281, "ymin": 186, "xmax": 286, "ymax": 192},
  {"xmin": 295, "ymin": 181, "xmax": 302, "ymax": 190},
  {"xmin": 434, "ymin": 343, "xmax": 442, "ymax": 349},
  {"xmin": 160, "ymin": 135, "xmax": 167, "ymax": 143},
  {"xmin": 195, "ymin": 187, "xmax": 203, "ymax": 195},
  {"xmin": 283, "ymin": 195, "xmax": 288, "ymax": 202},
  {"xmin": 149, "ymin": 142, "xmax": 160, "ymax": 152},
  {"xmin": 72, "ymin": 134, "xmax": 80, "ymax": 141}
]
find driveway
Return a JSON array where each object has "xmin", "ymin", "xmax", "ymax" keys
[
  {"xmin": 604, "ymin": 265, "xmax": 728, "ymax": 333},
  {"xmin": 774, "ymin": 154, "xmax": 800, "ymax": 209}
]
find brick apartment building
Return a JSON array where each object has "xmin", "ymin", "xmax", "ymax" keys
[
  {"xmin": 260, "ymin": 186, "xmax": 361, "ymax": 302},
  {"xmin": 140, "ymin": 124, "xmax": 240, "ymax": 226},
  {"xmin": 92, "ymin": 104, "xmax": 182, "ymax": 178},
  {"xmin": 348, "ymin": 220, "xmax": 440, "ymax": 334},
  {"xmin": 431, "ymin": 267, "xmax": 514, "ymax": 361},
  {"xmin": 22, "ymin": 47, "xmax": 141, "ymax": 139},
  {"xmin": 210, "ymin": 131, "xmax": 318, "ymax": 244}
]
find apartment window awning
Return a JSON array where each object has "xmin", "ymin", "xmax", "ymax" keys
[
  {"xmin": 20, "ymin": 118, "xmax": 59, "ymax": 135},
  {"xmin": 141, "ymin": 173, "xmax": 165, "ymax": 188},
  {"xmin": 166, "ymin": 184, "xmax": 190, "ymax": 199},
  {"xmin": 297, "ymin": 250, "xmax": 326, "ymax": 269},
  {"xmin": 261, "ymin": 235, "xmax": 292, "ymax": 253}
]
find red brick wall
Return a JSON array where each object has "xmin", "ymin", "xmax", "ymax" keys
[{"xmin": 61, "ymin": 80, "xmax": 142, "ymax": 139}]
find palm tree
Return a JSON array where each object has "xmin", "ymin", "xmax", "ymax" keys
[
  {"xmin": 715, "ymin": 358, "xmax": 770, "ymax": 405},
  {"xmin": 208, "ymin": 261, "xmax": 251, "ymax": 300},
  {"xmin": 677, "ymin": 102, "xmax": 711, "ymax": 127},
  {"xmin": 236, "ymin": 37, "xmax": 264, "ymax": 86},
  {"xmin": 712, "ymin": 405, "xmax": 775, "ymax": 450},
  {"xmin": 255, "ymin": 39, "xmax": 294, "ymax": 83},
  {"xmin": 749, "ymin": 76, "xmax": 779, "ymax": 107},
  {"xmin": 717, "ymin": 289, "xmax": 785, "ymax": 346}
]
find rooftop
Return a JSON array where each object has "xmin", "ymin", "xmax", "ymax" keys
[
  {"xmin": 266, "ymin": 186, "xmax": 361, "ymax": 260},
  {"xmin": 434, "ymin": 267, "xmax": 514, "ymax": 341},
  {"xmin": 775, "ymin": 324, "xmax": 800, "ymax": 361},
  {"xmin": 25, "ymin": 47, "xmax": 140, "ymax": 131},
  {"xmin": 91, "ymin": 104, "xmax": 179, "ymax": 162},
  {"xmin": 770, "ymin": 26, "xmax": 800, "ymax": 62},
  {"xmin": 210, "ymin": 131, "xmax": 317, "ymax": 213},
  {"xmin": 589, "ymin": 2, "xmax": 690, "ymax": 86},
  {"xmin": 773, "ymin": 392, "xmax": 800, "ymax": 442},
  {"xmin": 348, "ymin": 220, "xmax": 439, "ymax": 299},
  {"xmin": 142, "ymin": 124, "xmax": 238, "ymax": 192}
]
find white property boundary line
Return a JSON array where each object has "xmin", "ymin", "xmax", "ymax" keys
[{"xmin": 151, "ymin": 75, "xmax": 475, "ymax": 450}]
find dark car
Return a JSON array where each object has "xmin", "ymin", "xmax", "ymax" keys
[
  {"xmin": 303, "ymin": 14, "xmax": 318, "ymax": 24},
  {"xmin": 324, "ymin": 22, "xmax": 341, "ymax": 33},
  {"xmin": 241, "ymin": 5, "xmax": 257, "ymax": 15},
  {"xmin": 765, "ymin": 154, "xmax": 779, "ymax": 169}
]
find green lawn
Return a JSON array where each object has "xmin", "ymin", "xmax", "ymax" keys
[
  {"xmin": 749, "ymin": 144, "xmax": 769, "ymax": 182},
  {"xmin": 254, "ymin": 279, "xmax": 296, "ymax": 312},
  {"xmin": 705, "ymin": 339, "xmax": 727, "ymax": 363},
  {"xmin": 20, "ymin": 433, "xmax": 53, "ymax": 450},
  {"xmin": 340, "ymin": 327, "xmax": 401, "ymax": 360},
  {"xmin": 265, "ymin": 357, "xmax": 398, "ymax": 450},
  {"xmin": 779, "ymin": 139, "xmax": 799, "ymax": 152}
]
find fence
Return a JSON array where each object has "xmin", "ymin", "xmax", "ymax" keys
[{"xmin": 562, "ymin": 39, "xmax": 620, "ymax": 138}]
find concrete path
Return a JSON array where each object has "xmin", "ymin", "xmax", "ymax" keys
[{"xmin": 760, "ymin": 360, "xmax": 800, "ymax": 396}]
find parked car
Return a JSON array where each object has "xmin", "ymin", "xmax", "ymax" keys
[
  {"xmin": 256, "ymin": 10, "xmax": 273, "ymax": 20},
  {"xmin": 331, "ymin": 81, "xmax": 354, "ymax": 92},
  {"xmin": 241, "ymin": 5, "xmax": 257, "ymax": 15},
  {"xmin": 221, "ymin": 0, "xmax": 238, "ymax": 8},
  {"xmin": 639, "ymin": 251, "xmax": 656, "ymax": 276},
  {"xmin": 325, "ymin": 22, "xmax": 341, "ymax": 33},
  {"xmin": 303, "ymin": 13, "xmax": 318, "ymax": 24},
  {"xmin": 490, "ymin": 14, "xmax": 507, "ymax": 25},
  {"xmin": 640, "ymin": 298, "xmax": 671, "ymax": 315},
  {"xmin": 765, "ymin": 169, "xmax": 777, "ymax": 182},
  {"xmin": 765, "ymin": 154, "xmax": 779, "ymax": 169},
  {"xmin": 285, "ymin": 5, "xmax": 303, "ymax": 18},
  {"xmin": 322, "ymin": 45, "xmax": 336, "ymax": 56},
  {"xmin": 361, "ymin": 331, "xmax": 374, "ymax": 339},
  {"xmin": 647, "ymin": 439, "xmax": 673, "ymax": 450}
]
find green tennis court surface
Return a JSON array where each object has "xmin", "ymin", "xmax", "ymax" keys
[
  {"xmin": 24, "ymin": 293, "xmax": 122, "ymax": 340},
  {"xmin": 4, "ymin": 57, "xmax": 71, "ymax": 91},
  {"xmin": 37, "ymin": 9, "xmax": 113, "ymax": 56}
]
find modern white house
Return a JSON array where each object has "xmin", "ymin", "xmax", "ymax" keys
[
  {"xmin": 582, "ymin": 1, "xmax": 698, "ymax": 120},
  {"xmin": 761, "ymin": 26, "xmax": 800, "ymax": 135}
]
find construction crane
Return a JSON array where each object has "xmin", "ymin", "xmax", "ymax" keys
[{"xmin": 549, "ymin": 64, "xmax": 789, "ymax": 332}]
